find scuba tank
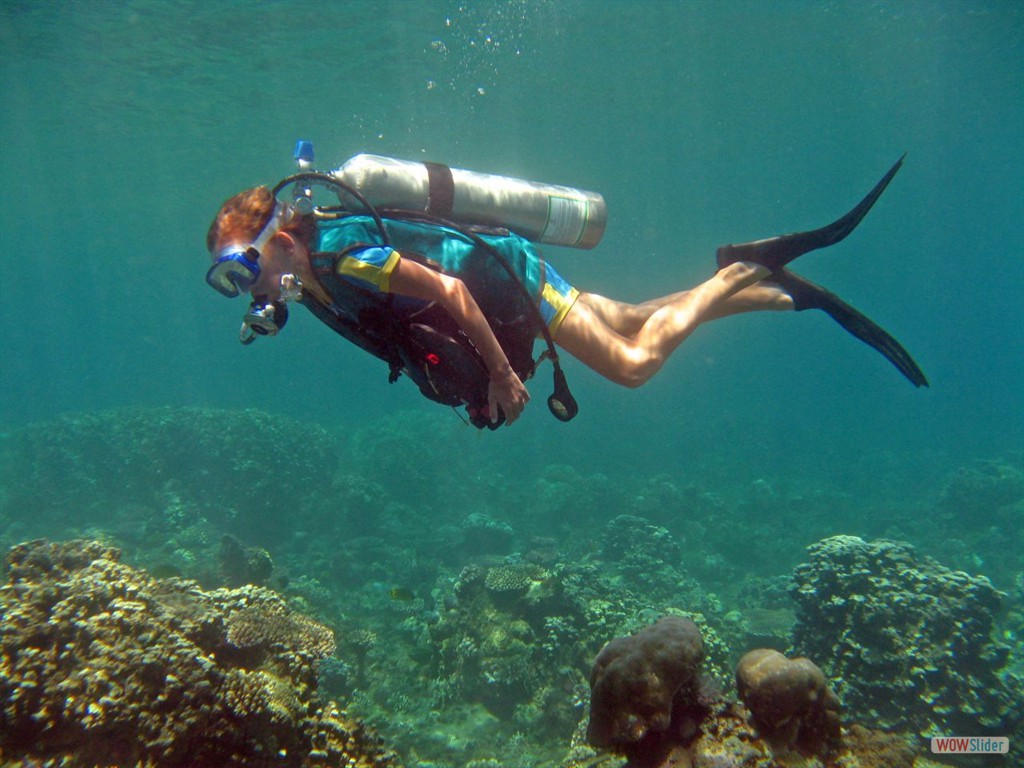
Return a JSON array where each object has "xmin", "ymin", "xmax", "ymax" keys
[{"xmin": 332, "ymin": 154, "xmax": 607, "ymax": 249}]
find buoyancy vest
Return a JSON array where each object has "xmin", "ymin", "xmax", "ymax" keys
[{"xmin": 301, "ymin": 214, "xmax": 545, "ymax": 427}]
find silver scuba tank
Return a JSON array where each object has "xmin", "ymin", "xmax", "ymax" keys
[{"xmin": 332, "ymin": 154, "xmax": 607, "ymax": 249}]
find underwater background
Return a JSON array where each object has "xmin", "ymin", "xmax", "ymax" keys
[{"xmin": 1, "ymin": 1, "xmax": 1022, "ymax": 767}]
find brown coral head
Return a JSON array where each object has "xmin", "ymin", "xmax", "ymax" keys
[
  {"xmin": 586, "ymin": 616, "xmax": 704, "ymax": 751},
  {"xmin": 735, "ymin": 648, "xmax": 840, "ymax": 754}
]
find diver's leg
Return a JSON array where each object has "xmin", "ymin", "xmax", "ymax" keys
[
  {"xmin": 706, "ymin": 282, "xmax": 794, "ymax": 318},
  {"xmin": 579, "ymin": 282, "xmax": 792, "ymax": 336},
  {"xmin": 555, "ymin": 261, "xmax": 772, "ymax": 387}
]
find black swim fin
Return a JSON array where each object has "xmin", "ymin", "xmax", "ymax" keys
[
  {"xmin": 717, "ymin": 154, "xmax": 906, "ymax": 271},
  {"xmin": 771, "ymin": 268, "xmax": 929, "ymax": 388}
]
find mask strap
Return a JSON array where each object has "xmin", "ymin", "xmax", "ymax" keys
[
  {"xmin": 214, "ymin": 201, "xmax": 294, "ymax": 263},
  {"xmin": 250, "ymin": 201, "xmax": 294, "ymax": 252}
]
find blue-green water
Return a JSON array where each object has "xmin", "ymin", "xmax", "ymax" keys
[
  {"xmin": 1, "ymin": 0, "xmax": 1022, "ymax": 477},
  {"xmin": 1, "ymin": 1, "xmax": 1022, "ymax": 765},
  {"xmin": 2, "ymin": 0, "xmax": 1022, "ymax": 468}
]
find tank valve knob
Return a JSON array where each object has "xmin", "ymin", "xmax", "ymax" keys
[
  {"xmin": 292, "ymin": 140, "xmax": 316, "ymax": 213},
  {"xmin": 294, "ymin": 140, "xmax": 315, "ymax": 170}
]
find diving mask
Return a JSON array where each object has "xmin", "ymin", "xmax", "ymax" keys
[{"xmin": 206, "ymin": 201, "xmax": 294, "ymax": 297}]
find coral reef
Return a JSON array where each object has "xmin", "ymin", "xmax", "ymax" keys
[
  {"xmin": 226, "ymin": 600, "xmax": 338, "ymax": 659},
  {"xmin": 0, "ymin": 407, "xmax": 337, "ymax": 552},
  {"xmin": 586, "ymin": 616, "xmax": 706, "ymax": 762},
  {"xmin": 482, "ymin": 561, "xmax": 549, "ymax": 594},
  {"xmin": 602, "ymin": 515, "xmax": 682, "ymax": 566},
  {"xmin": 789, "ymin": 535, "xmax": 1023, "ymax": 739},
  {"xmin": 598, "ymin": 515, "xmax": 721, "ymax": 620},
  {"xmin": 735, "ymin": 648, "xmax": 840, "ymax": 755},
  {"xmin": 460, "ymin": 512, "xmax": 514, "ymax": 555},
  {"xmin": 939, "ymin": 458, "xmax": 1024, "ymax": 522},
  {"xmin": 929, "ymin": 457, "xmax": 1024, "ymax": 586},
  {"xmin": 3, "ymin": 407, "xmax": 1017, "ymax": 768},
  {"xmin": 402, "ymin": 548, "xmax": 735, "ymax": 767},
  {"xmin": 571, "ymin": 700, "xmax": 925, "ymax": 768},
  {"xmin": 221, "ymin": 533, "xmax": 276, "ymax": 587},
  {"xmin": 0, "ymin": 539, "xmax": 398, "ymax": 768},
  {"xmin": 428, "ymin": 561, "xmax": 582, "ymax": 733},
  {"xmin": 570, "ymin": 617, "xmax": 944, "ymax": 768}
]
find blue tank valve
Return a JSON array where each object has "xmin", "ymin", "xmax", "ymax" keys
[
  {"xmin": 294, "ymin": 140, "xmax": 315, "ymax": 169},
  {"xmin": 292, "ymin": 140, "xmax": 316, "ymax": 214}
]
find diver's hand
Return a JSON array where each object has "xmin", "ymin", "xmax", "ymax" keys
[{"xmin": 488, "ymin": 369, "xmax": 530, "ymax": 426}]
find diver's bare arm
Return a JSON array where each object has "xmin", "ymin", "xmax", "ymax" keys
[{"xmin": 389, "ymin": 258, "xmax": 530, "ymax": 423}]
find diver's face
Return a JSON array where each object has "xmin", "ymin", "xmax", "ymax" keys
[{"xmin": 248, "ymin": 240, "xmax": 285, "ymax": 299}]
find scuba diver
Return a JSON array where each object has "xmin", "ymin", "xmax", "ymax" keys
[{"xmin": 205, "ymin": 148, "xmax": 927, "ymax": 429}]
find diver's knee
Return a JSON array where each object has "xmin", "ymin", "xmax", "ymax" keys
[
  {"xmin": 613, "ymin": 350, "xmax": 662, "ymax": 388},
  {"xmin": 619, "ymin": 372, "xmax": 650, "ymax": 389}
]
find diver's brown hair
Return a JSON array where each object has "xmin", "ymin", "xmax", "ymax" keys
[{"xmin": 206, "ymin": 186, "xmax": 318, "ymax": 253}]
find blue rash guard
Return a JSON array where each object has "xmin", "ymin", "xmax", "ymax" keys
[
  {"xmin": 296, "ymin": 214, "xmax": 577, "ymax": 422},
  {"xmin": 313, "ymin": 215, "xmax": 580, "ymax": 336}
]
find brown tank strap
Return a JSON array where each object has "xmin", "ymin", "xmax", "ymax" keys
[{"xmin": 424, "ymin": 162, "xmax": 455, "ymax": 218}]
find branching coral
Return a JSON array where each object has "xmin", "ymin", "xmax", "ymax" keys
[
  {"xmin": 483, "ymin": 563, "xmax": 548, "ymax": 593},
  {"xmin": 227, "ymin": 599, "xmax": 337, "ymax": 659},
  {"xmin": 0, "ymin": 539, "xmax": 397, "ymax": 768}
]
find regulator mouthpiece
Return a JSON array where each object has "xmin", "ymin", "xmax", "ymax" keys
[{"xmin": 240, "ymin": 300, "xmax": 288, "ymax": 345}]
